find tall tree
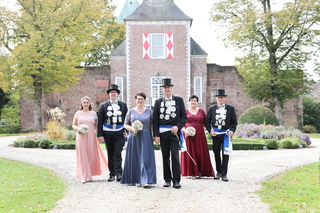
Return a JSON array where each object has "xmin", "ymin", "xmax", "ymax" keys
[
  {"xmin": 0, "ymin": 0, "xmax": 125, "ymax": 131},
  {"xmin": 210, "ymin": 0, "xmax": 320, "ymax": 125}
]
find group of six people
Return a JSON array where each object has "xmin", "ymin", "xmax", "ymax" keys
[{"xmin": 72, "ymin": 78, "xmax": 237, "ymax": 188}]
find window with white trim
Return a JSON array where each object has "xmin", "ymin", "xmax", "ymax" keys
[
  {"xmin": 115, "ymin": 77, "xmax": 123, "ymax": 101},
  {"xmin": 151, "ymin": 34, "xmax": 165, "ymax": 59},
  {"xmin": 151, "ymin": 76, "xmax": 165, "ymax": 106},
  {"xmin": 194, "ymin": 77, "xmax": 202, "ymax": 103},
  {"xmin": 143, "ymin": 33, "xmax": 174, "ymax": 59}
]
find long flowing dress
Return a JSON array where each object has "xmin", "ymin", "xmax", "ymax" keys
[
  {"xmin": 74, "ymin": 111, "xmax": 108, "ymax": 181},
  {"xmin": 120, "ymin": 108, "xmax": 157, "ymax": 186},
  {"xmin": 181, "ymin": 108, "xmax": 215, "ymax": 177}
]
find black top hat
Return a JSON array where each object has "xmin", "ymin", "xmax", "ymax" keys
[
  {"xmin": 215, "ymin": 89, "xmax": 227, "ymax": 97},
  {"xmin": 107, "ymin": 84, "xmax": 120, "ymax": 94},
  {"xmin": 161, "ymin": 78, "xmax": 174, "ymax": 87}
]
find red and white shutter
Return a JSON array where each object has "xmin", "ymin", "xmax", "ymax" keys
[
  {"xmin": 143, "ymin": 33, "xmax": 150, "ymax": 59},
  {"xmin": 166, "ymin": 32, "xmax": 173, "ymax": 59}
]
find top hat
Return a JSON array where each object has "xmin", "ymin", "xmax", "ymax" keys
[
  {"xmin": 107, "ymin": 84, "xmax": 120, "ymax": 94},
  {"xmin": 161, "ymin": 78, "xmax": 174, "ymax": 87},
  {"xmin": 215, "ymin": 89, "xmax": 227, "ymax": 97}
]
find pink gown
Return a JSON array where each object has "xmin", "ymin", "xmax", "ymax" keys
[
  {"xmin": 74, "ymin": 111, "xmax": 108, "ymax": 181},
  {"xmin": 181, "ymin": 108, "xmax": 215, "ymax": 177}
]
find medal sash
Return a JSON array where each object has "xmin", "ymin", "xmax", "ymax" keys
[
  {"xmin": 103, "ymin": 123, "xmax": 124, "ymax": 131},
  {"xmin": 213, "ymin": 127, "xmax": 232, "ymax": 155},
  {"xmin": 159, "ymin": 125, "xmax": 187, "ymax": 152}
]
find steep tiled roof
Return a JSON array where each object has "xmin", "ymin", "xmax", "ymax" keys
[{"xmin": 124, "ymin": 0, "xmax": 192, "ymax": 24}]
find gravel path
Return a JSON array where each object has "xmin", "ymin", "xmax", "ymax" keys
[{"xmin": 1, "ymin": 136, "xmax": 319, "ymax": 213}]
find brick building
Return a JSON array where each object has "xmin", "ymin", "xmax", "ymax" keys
[{"xmin": 20, "ymin": 0, "xmax": 302, "ymax": 131}]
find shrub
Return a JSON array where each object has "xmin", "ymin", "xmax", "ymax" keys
[
  {"xmin": 45, "ymin": 121, "xmax": 67, "ymax": 140},
  {"xmin": 301, "ymin": 134, "xmax": 312, "ymax": 146},
  {"xmin": 302, "ymin": 125, "xmax": 317, "ymax": 133},
  {"xmin": 65, "ymin": 130, "xmax": 76, "ymax": 141},
  {"xmin": 13, "ymin": 140, "xmax": 23, "ymax": 147},
  {"xmin": 265, "ymin": 139, "xmax": 278, "ymax": 149},
  {"xmin": 238, "ymin": 105, "xmax": 279, "ymax": 126},
  {"xmin": 260, "ymin": 129, "xmax": 280, "ymax": 140},
  {"xmin": 235, "ymin": 123, "xmax": 262, "ymax": 138},
  {"xmin": 22, "ymin": 139, "xmax": 38, "ymax": 148},
  {"xmin": 39, "ymin": 139, "xmax": 52, "ymax": 149},
  {"xmin": 279, "ymin": 139, "xmax": 293, "ymax": 149}
]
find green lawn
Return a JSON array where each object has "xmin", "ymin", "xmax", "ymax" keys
[
  {"xmin": 256, "ymin": 162, "xmax": 320, "ymax": 212},
  {"xmin": 308, "ymin": 133, "xmax": 320, "ymax": 139},
  {"xmin": 0, "ymin": 158, "xmax": 67, "ymax": 212}
]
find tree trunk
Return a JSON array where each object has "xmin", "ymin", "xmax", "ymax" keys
[
  {"xmin": 272, "ymin": 95, "xmax": 283, "ymax": 126},
  {"xmin": 33, "ymin": 88, "xmax": 42, "ymax": 132}
]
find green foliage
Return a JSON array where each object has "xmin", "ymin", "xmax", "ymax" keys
[
  {"xmin": 0, "ymin": 90, "xmax": 20, "ymax": 126},
  {"xmin": 238, "ymin": 105, "xmax": 279, "ymax": 126},
  {"xmin": 260, "ymin": 129, "xmax": 280, "ymax": 140},
  {"xmin": 257, "ymin": 162, "xmax": 320, "ymax": 212},
  {"xmin": 279, "ymin": 139, "xmax": 293, "ymax": 149},
  {"xmin": 210, "ymin": 0, "xmax": 320, "ymax": 124},
  {"xmin": 0, "ymin": 158, "xmax": 66, "ymax": 212},
  {"xmin": 22, "ymin": 139, "xmax": 39, "ymax": 148},
  {"xmin": 302, "ymin": 125, "xmax": 317, "ymax": 133},
  {"xmin": 65, "ymin": 130, "xmax": 76, "ymax": 141},
  {"xmin": 303, "ymin": 95, "xmax": 320, "ymax": 132},
  {"xmin": 39, "ymin": 139, "xmax": 52, "ymax": 149},
  {"xmin": 0, "ymin": 88, "xmax": 9, "ymax": 115},
  {"xmin": 0, "ymin": 0, "xmax": 125, "ymax": 131},
  {"xmin": 0, "ymin": 125, "xmax": 20, "ymax": 133},
  {"xmin": 265, "ymin": 139, "xmax": 278, "ymax": 149}
]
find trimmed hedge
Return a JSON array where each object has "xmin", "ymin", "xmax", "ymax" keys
[{"xmin": 238, "ymin": 105, "xmax": 279, "ymax": 126}]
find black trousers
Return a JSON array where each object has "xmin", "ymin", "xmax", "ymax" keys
[
  {"xmin": 212, "ymin": 134, "xmax": 229, "ymax": 175},
  {"xmin": 103, "ymin": 133, "xmax": 125, "ymax": 177},
  {"xmin": 160, "ymin": 131, "xmax": 181, "ymax": 183}
]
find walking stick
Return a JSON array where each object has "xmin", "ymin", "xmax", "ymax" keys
[{"xmin": 174, "ymin": 134, "xmax": 197, "ymax": 165}]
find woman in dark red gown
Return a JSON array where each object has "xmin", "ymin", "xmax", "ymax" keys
[{"xmin": 181, "ymin": 95, "xmax": 215, "ymax": 178}]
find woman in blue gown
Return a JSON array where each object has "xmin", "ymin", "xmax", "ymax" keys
[{"xmin": 120, "ymin": 92, "xmax": 157, "ymax": 188}]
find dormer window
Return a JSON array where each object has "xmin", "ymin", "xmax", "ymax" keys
[{"xmin": 143, "ymin": 32, "xmax": 173, "ymax": 59}]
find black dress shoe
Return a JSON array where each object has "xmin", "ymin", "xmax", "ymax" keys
[
  {"xmin": 173, "ymin": 182, "xmax": 181, "ymax": 189},
  {"xmin": 108, "ymin": 176, "xmax": 115, "ymax": 182},
  {"xmin": 221, "ymin": 175, "xmax": 229, "ymax": 182},
  {"xmin": 163, "ymin": 182, "xmax": 171, "ymax": 187},
  {"xmin": 214, "ymin": 173, "xmax": 221, "ymax": 180},
  {"xmin": 116, "ymin": 175, "xmax": 122, "ymax": 182}
]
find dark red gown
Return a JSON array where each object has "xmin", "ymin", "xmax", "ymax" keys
[{"xmin": 181, "ymin": 108, "xmax": 215, "ymax": 177}]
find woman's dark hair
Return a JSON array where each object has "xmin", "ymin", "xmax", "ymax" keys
[
  {"xmin": 189, "ymin": 95, "xmax": 199, "ymax": 102},
  {"xmin": 135, "ymin": 92, "xmax": 146, "ymax": 100},
  {"xmin": 80, "ymin": 96, "xmax": 92, "ymax": 111}
]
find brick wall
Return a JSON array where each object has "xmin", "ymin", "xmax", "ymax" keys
[{"xmin": 20, "ymin": 66, "xmax": 111, "ymax": 131}]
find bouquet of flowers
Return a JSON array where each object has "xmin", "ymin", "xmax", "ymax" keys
[
  {"xmin": 132, "ymin": 120, "xmax": 143, "ymax": 136},
  {"xmin": 78, "ymin": 124, "xmax": 89, "ymax": 134},
  {"xmin": 186, "ymin": 126, "xmax": 196, "ymax": 137}
]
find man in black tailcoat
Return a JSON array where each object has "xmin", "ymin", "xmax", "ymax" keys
[
  {"xmin": 205, "ymin": 89, "xmax": 237, "ymax": 182},
  {"xmin": 153, "ymin": 78, "xmax": 187, "ymax": 189},
  {"xmin": 98, "ymin": 84, "xmax": 128, "ymax": 182}
]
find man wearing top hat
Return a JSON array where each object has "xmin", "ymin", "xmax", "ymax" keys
[
  {"xmin": 98, "ymin": 84, "xmax": 128, "ymax": 182},
  {"xmin": 205, "ymin": 89, "xmax": 237, "ymax": 182},
  {"xmin": 153, "ymin": 78, "xmax": 187, "ymax": 189}
]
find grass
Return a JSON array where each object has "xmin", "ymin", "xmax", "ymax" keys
[
  {"xmin": 0, "ymin": 158, "xmax": 67, "ymax": 212},
  {"xmin": 256, "ymin": 162, "xmax": 320, "ymax": 212},
  {"xmin": 308, "ymin": 133, "xmax": 320, "ymax": 139}
]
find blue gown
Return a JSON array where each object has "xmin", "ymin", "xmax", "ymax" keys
[{"xmin": 121, "ymin": 108, "xmax": 157, "ymax": 186}]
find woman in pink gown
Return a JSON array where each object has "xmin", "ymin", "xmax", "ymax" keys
[
  {"xmin": 72, "ymin": 96, "xmax": 108, "ymax": 184},
  {"xmin": 181, "ymin": 95, "xmax": 215, "ymax": 178}
]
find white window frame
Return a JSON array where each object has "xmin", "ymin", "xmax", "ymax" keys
[
  {"xmin": 150, "ymin": 76, "xmax": 165, "ymax": 106},
  {"xmin": 115, "ymin": 77, "xmax": 123, "ymax": 102},
  {"xmin": 194, "ymin": 77, "xmax": 202, "ymax": 103},
  {"xmin": 150, "ymin": 33, "xmax": 165, "ymax": 59}
]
